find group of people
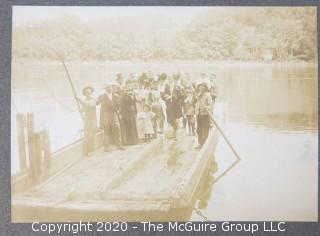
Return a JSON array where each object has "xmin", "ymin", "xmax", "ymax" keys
[{"xmin": 77, "ymin": 71, "xmax": 217, "ymax": 156}]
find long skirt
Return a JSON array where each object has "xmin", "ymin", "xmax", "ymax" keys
[
  {"xmin": 197, "ymin": 114, "xmax": 210, "ymax": 146},
  {"xmin": 120, "ymin": 115, "xmax": 138, "ymax": 145},
  {"xmin": 136, "ymin": 118, "xmax": 145, "ymax": 140}
]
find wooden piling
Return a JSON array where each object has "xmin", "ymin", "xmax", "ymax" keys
[
  {"xmin": 40, "ymin": 130, "xmax": 52, "ymax": 180},
  {"xmin": 25, "ymin": 113, "xmax": 51, "ymax": 183},
  {"xmin": 16, "ymin": 114, "xmax": 27, "ymax": 170},
  {"xmin": 27, "ymin": 112, "xmax": 36, "ymax": 183},
  {"xmin": 42, "ymin": 130, "xmax": 51, "ymax": 169},
  {"xmin": 33, "ymin": 132, "xmax": 42, "ymax": 183}
]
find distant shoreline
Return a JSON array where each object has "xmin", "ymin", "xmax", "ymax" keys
[{"xmin": 11, "ymin": 59, "xmax": 317, "ymax": 67}]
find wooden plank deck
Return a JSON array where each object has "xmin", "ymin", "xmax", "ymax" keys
[{"xmin": 12, "ymin": 103, "xmax": 226, "ymax": 222}]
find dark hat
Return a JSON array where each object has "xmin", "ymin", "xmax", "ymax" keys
[
  {"xmin": 116, "ymin": 73, "xmax": 124, "ymax": 81},
  {"xmin": 82, "ymin": 86, "xmax": 94, "ymax": 95},
  {"xmin": 173, "ymin": 72, "xmax": 181, "ymax": 80},
  {"xmin": 139, "ymin": 72, "xmax": 148, "ymax": 81},
  {"xmin": 159, "ymin": 73, "xmax": 167, "ymax": 80}
]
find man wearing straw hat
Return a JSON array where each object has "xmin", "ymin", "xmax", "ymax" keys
[
  {"xmin": 98, "ymin": 82, "xmax": 124, "ymax": 151},
  {"xmin": 77, "ymin": 86, "xmax": 97, "ymax": 156}
]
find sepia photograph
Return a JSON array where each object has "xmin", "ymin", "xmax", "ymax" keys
[{"xmin": 11, "ymin": 6, "xmax": 317, "ymax": 222}]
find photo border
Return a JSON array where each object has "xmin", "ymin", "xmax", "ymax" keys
[{"xmin": 0, "ymin": 0, "xmax": 319, "ymax": 235}]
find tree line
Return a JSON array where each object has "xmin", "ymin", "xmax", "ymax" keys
[{"xmin": 12, "ymin": 7, "xmax": 316, "ymax": 62}]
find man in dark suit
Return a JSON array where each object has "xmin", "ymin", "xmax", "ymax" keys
[
  {"xmin": 98, "ymin": 84, "xmax": 124, "ymax": 150},
  {"xmin": 119, "ymin": 86, "xmax": 138, "ymax": 145},
  {"xmin": 161, "ymin": 74, "xmax": 183, "ymax": 141}
]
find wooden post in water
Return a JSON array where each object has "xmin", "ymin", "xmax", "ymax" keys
[
  {"xmin": 33, "ymin": 132, "xmax": 42, "ymax": 183},
  {"xmin": 43, "ymin": 131, "xmax": 51, "ymax": 180},
  {"xmin": 27, "ymin": 112, "xmax": 36, "ymax": 183},
  {"xmin": 42, "ymin": 130, "xmax": 51, "ymax": 169},
  {"xmin": 16, "ymin": 114, "xmax": 27, "ymax": 170}
]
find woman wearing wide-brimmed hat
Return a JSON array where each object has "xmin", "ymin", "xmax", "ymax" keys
[
  {"xmin": 77, "ymin": 86, "xmax": 97, "ymax": 156},
  {"xmin": 195, "ymin": 82, "xmax": 213, "ymax": 149}
]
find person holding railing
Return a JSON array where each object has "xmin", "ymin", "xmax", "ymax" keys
[{"xmin": 195, "ymin": 82, "xmax": 213, "ymax": 149}]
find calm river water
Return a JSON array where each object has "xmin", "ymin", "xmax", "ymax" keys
[{"xmin": 11, "ymin": 61, "xmax": 317, "ymax": 221}]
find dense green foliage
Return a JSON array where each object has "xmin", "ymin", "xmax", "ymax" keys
[{"xmin": 12, "ymin": 7, "xmax": 316, "ymax": 61}]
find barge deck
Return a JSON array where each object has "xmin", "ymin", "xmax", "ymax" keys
[{"xmin": 12, "ymin": 103, "xmax": 226, "ymax": 222}]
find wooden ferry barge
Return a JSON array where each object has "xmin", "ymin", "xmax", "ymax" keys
[{"xmin": 11, "ymin": 103, "xmax": 226, "ymax": 222}]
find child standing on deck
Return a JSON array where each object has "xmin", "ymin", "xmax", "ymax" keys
[
  {"xmin": 77, "ymin": 86, "xmax": 97, "ymax": 156},
  {"xmin": 137, "ymin": 104, "xmax": 155, "ymax": 142}
]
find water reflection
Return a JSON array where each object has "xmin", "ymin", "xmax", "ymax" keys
[
  {"xmin": 230, "ymin": 113, "xmax": 317, "ymax": 133},
  {"xmin": 195, "ymin": 158, "xmax": 219, "ymax": 210},
  {"xmin": 191, "ymin": 116, "xmax": 317, "ymax": 221}
]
